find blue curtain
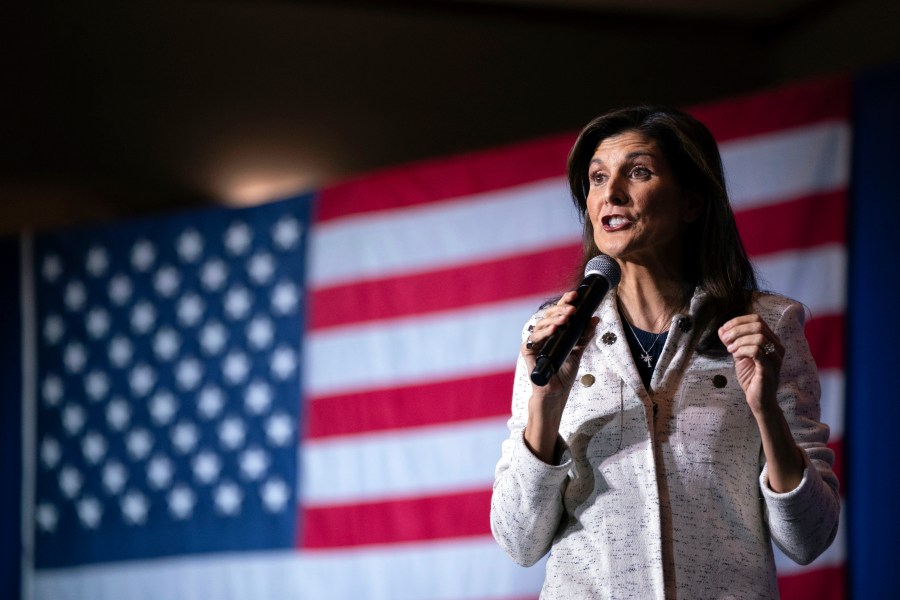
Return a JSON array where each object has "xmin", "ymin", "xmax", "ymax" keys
[{"xmin": 848, "ymin": 63, "xmax": 900, "ymax": 599}]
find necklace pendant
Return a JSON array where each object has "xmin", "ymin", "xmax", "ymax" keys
[{"xmin": 641, "ymin": 352, "xmax": 654, "ymax": 367}]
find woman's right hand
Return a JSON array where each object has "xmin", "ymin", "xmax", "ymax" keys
[{"xmin": 522, "ymin": 291, "xmax": 599, "ymax": 463}]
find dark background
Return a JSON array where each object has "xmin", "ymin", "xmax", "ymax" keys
[{"xmin": 3, "ymin": 0, "xmax": 899, "ymax": 234}]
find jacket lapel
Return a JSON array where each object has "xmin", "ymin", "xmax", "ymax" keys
[
  {"xmin": 592, "ymin": 289, "xmax": 648, "ymax": 403},
  {"xmin": 650, "ymin": 288, "xmax": 708, "ymax": 393}
]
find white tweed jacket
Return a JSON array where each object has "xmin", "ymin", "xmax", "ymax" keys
[{"xmin": 490, "ymin": 289, "xmax": 840, "ymax": 599}]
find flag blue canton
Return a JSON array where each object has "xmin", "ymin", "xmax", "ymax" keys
[{"xmin": 31, "ymin": 196, "xmax": 312, "ymax": 569}]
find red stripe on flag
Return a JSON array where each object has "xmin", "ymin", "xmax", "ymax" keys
[
  {"xmin": 316, "ymin": 136, "xmax": 574, "ymax": 222},
  {"xmin": 777, "ymin": 563, "xmax": 846, "ymax": 600},
  {"xmin": 689, "ymin": 74, "xmax": 851, "ymax": 143},
  {"xmin": 306, "ymin": 372, "xmax": 513, "ymax": 439},
  {"xmin": 304, "ymin": 314, "xmax": 843, "ymax": 442},
  {"xmin": 308, "ymin": 244, "xmax": 581, "ymax": 331},
  {"xmin": 316, "ymin": 76, "xmax": 850, "ymax": 224},
  {"xmin": 300, "ymin": 489, "xmax": 492, "ymax": 548},
  {"xmin": 827, "ymin": 438, "xmax": 843, "ymax": 488},
  {"xmin": 735, "ymin": 190, "xmax": 847, "ymax": 256},
  {"xmin": 805, "ymin": 314, "xmax": 844, "ymax": 370}
]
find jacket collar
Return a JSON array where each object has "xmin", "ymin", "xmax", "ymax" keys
[{"xmin": 592, "ymin": 287, "xmax": 708, "ymax": 400}]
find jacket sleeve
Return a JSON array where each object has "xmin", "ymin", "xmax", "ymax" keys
[
  {"xmin": 489, "ymin": 318, "xmax": 572, "ymax": 567},
  {"xmin": 759, "ymin": 300, "xmax": 840, "ymax": 565}
]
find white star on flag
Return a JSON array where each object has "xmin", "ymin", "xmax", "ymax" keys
[
  {"xmin": 85, "ymin": 247, "xmax": 109, "ymax": 277},
  {"xmin": 130, "ymin": 240, "xmax": 156, "ymax": 272},
  {"xmin": 176, "ymin": 229, "xmax": 204, "ymax": 263},
  {"xmin": 224, "ymin": 222, "xmax": 253, "ymax": 256}
]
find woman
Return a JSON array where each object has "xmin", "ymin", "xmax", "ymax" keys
[{"xmin": 490, "ymin": 106, "xmax": 839, "ymax": 599}]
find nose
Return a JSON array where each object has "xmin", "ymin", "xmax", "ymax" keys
[{"xmin": 602, "ymin": 173, "xmax": 626, "ymax": 206}]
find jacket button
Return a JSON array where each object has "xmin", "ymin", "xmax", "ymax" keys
[
  {"xmin": 713, "ymin": 374, "xmax": 727, "ymax": 388},
  {"xmin": 601, "ymin": 332, "xmax": 617, "ymax": 345},
  {"xmin": 580, "ymin": 374, "xmax": 595, "ymax": 387}
]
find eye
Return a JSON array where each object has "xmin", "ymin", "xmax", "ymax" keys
[
  {"xmin": 629, "ymin": 166, "xmax": 651, "ymax": 179},
  {"xmin": 589, "ymin": 170, "xmax": 607, "ymax": 185}
]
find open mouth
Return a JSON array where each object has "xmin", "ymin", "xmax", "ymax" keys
[{"xmin": 601, "ymin": 215, "xmax": 632, "ymax": 230}]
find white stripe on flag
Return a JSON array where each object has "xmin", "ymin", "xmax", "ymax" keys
[
  {"xmin": 305, "ymin": 296, "xmax": 543, "ymax": 397},
  {"xmin": 300, "ymin": 371, "xmax": 843, "ymax": 506},
  {"xmin": 301, "ymin": 417, "xmax": 507, "ymax": 505},
  {"xmin": 310, "ymin": 178, "xmax": 577, "ymax": 287},
  {"xmin": 722, "ymin": 121, "xmax": 851, "ymax": 210},
  {"xmin": 308, "ymin": 121, "xmax": 850, "ymax": 290},
  {"xmin": 754, "ymin": 243, "xmax": 846, "ymax": 315},
  {"xmin": 31, "ymin": 537, "xmax": 546, "ymax": 600},
  {"xmin": 819, "ymin": 369, "xmax": 844, "ymax": 439},
  {"xmin": 306, "ymin": 246, "xmax": 843, "ymax": 398}
]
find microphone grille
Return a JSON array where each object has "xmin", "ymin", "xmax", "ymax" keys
[{"xmin": 584, "ymin": 255, "xmax": 621, "ymax": 287}]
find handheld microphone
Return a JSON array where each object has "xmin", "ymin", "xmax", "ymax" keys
[{"xmin": 530, "ymin": 255, "xmax": 621, "ymax": 386}]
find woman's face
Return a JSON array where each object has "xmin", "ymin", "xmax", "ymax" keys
[{"xmin": 586, "ymin": 130, "xmax": 699, "ymax": 268}]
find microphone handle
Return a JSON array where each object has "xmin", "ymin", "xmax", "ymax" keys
[{"xmin": 530, "ymin": 274, "xmax": 609, "ymax": 386}]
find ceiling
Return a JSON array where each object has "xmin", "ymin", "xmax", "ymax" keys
[
  {"xmin": 2, "ymin": 0, "xmax": 896, "ymax": 234},
  {"xmin": 441, "ymin": 0, "xmax": 822, "ymax": 20}
]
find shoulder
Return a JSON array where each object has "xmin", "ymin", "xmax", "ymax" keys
[
  {"xmin": 752, "ymin": 292, "xmax": 809, "ymax": 335},
  {"xmin": 752, "ymin": 292, "xmax": 805, "ymax": 319}
]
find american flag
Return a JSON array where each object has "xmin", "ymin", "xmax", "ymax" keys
[
  {"xmin": 23, "ymin": 199, "xmax": 312, "ymax": 591},
  {"xmin": 18, "ymin": 75, "xmax": 847, "ymax": 599}
]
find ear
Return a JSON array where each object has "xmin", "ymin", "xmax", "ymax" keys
[{"xmin": 682, "ymin": 192, "xmax": 704, "ymax": 224}]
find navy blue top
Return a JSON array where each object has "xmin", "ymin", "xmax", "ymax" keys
[{"xmin": 621, "ymin": 322, "xmax": 668, "ymax": 390}]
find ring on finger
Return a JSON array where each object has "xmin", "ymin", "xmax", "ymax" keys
[
  {"xmin": 526, "ymin": 337, "xmax": 535, "ymax": 350},
  {"xmin": 762, "ymin": 341, "xmax": 776, "ymax": 356}
]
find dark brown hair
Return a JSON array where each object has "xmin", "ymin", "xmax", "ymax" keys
[{"xmin": 567, "ymin": 105, "xmax": 758, "ymax": 354}]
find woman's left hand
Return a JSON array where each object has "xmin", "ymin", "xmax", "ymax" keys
[{"xmin": 718, "ymin": 314, "xmax": 784, "ymax": 415}]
